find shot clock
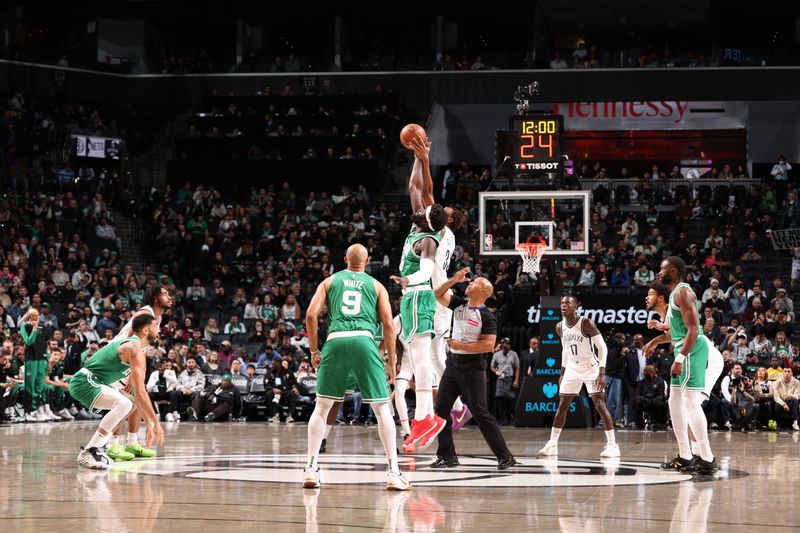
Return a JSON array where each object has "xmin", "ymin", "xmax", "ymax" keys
[{"xmin": 508, "ymin": 115, "xmax": 564, "ymax": 171}]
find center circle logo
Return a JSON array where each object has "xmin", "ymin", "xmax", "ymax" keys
[{"xmin": 110, "ymin": 453, "xmax": 720, "ymax": 487}]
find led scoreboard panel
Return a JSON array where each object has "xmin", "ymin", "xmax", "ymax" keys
[{"xmin": 508, "ymin": 115, "xmax": 564, "ymax": 171}]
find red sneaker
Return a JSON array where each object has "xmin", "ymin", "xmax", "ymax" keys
[
  {"xmin": 413, "ymin": 415, "xmax": 447, "ymax": 451},
  {"xmin": 403, "ymin": 419, "xmax": 419, "ymax": 448}
]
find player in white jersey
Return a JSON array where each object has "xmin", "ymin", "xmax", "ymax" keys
[
  {"xmin": 104, "ymin": 285, "xmax": 173, "ymax": 462},
  {"xmin": 643, "ymin": 280, "xmax": 724, "ymax": 463},
  {"xmin": 538, "ymin": 294, "xmax": 619, "ymax": 458}
]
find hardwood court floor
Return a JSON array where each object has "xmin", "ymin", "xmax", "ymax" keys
[{"xmin": 0, "ymin": 420, "xmax": 796, "ymax": 532}]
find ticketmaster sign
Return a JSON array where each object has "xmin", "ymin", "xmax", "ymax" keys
[{"xmin": 512, "ymin": 294, "xmax": 659, "ymax": 334}]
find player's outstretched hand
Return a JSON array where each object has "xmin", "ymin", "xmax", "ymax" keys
[
  {"xmin": 642, "ymin": 342, "xmax": 655, "ymax": 358},
  {"xmin": 390, "ymin": 275, "xmax": 407, "ymax": 289},
  {"xmin": 409, "ymin": 136, "xmax": 431, "ymax": 161},
  {"xmin": 670, "ymin": 361, "xmax": 683, "ymax": 378},
  {"xmin": 146, "ymin": 420, "xmax": 165, "ymax": 447},
  {"xmin": 647, "ymin": 319, "xmax": 660, "ymax": 330}
]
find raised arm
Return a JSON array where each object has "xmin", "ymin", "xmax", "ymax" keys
[
  {"xmin": 306, "ymin": 278, "xmax": 331, "ymax": 368},
  {"xmin": 434, "ymin": 268, "xmax": 470, "ymax": 307},
  {"xmin": 375, "ymin": 281, "xmax": 396, "ymax": 384},
  {"xmin": 408, "ymin": 137, "xmax": 435, "ymax": 209}
]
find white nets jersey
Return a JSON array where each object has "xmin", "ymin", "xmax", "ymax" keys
[
  {"xmin": 113, "ymin": 305, "xmax": 155, "ymax": 342},
  {"xmin": 560, "ymin": 317, "xmax": 599, "ymax": 373},
  {"xmin": 433, "ymin": 226, "xmax": 455, "ymax": 333}
]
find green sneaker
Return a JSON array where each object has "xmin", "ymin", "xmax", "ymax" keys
[
  {"xmin": 106, "ymin": 444, "xmax": 135, "ymax": 462},
  {"xmin": 125, "ymin": 443, "xmax": 157, "ymax": 458}
]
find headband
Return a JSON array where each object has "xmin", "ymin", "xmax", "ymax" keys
[{"xmin": 425, "ymin": 205, "xmax": 433, "ymax": 229}]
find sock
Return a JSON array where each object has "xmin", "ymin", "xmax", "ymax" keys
[
  {"xmin": 409, "ymin": 335, "xmax": 434, "ymax": 420},
  {"xmin": 306, "ymin": 398, "xmax": 333, "ymax": 471},
  {"xmin": 110, "ymin": 436, "xmax": 120, "ymax": 447},
  {"xmin": 453, "ymin": 397, "xmax": 464, "ymax": 412},
  {"xmin": 668, "ymin": 387, "xmax": 692, "ymax": 460},
  {"xmin": 605, "ymin": 430, "xmax": 615, "ymax": 444},
  {"xmin": 415, "ymin": 391, "xmax": 433, "ymax": 421},
  {"xmin": 127, "ymin": 432, "xmax": 138, "ymax": 446},
  {"xmin": 324, "ymin": 425, "xmax": 333, "ymax": 439},
  {"xmin": 86, "ymin": 430, "xmax": 110, "ymax": 450},
  {"xmin": 374, "ymin": 402, "xmax": 400, "ymax": 474},
  {"xmin": 550, "ymin": 427, "xmax": 562, "ymax": 443},
  {"xmin": 690, "ymin": 440, "xmax": 700, "ymax": 456},
  {"xmin": 683, "ymin": 390, "xmax": 713, "ymax": 462},
  {"xmin": 394, "ymin": 379, "xmax": 411, "ymax": 434}
]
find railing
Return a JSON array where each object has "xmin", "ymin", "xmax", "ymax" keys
[{"xmin": 578, "ymin": 178, "xmax": 762, "ymax": 204}]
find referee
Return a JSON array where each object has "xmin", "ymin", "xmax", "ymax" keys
[{"xmin": 431, "ymin": 268, "xmax": 517, "ymax": 470}]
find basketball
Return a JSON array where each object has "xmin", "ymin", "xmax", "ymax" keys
[{"xmin": 400, "ymin": 123, "xmax": 427, "ymax": 149}]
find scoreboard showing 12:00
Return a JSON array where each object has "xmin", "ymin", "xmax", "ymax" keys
[{"xmin": 508, "ymin": 115, "xmax": 564, "ymax": 171}]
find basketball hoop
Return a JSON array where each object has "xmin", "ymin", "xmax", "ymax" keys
[{"xmin": 516, "ymin": 243, "xmax": 548, "ymax": 274}]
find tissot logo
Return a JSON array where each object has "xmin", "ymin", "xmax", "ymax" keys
[
  {"xmin": 109, "ymin": 453, "xmax": 722, "ymax": 487},
  {"xmin": 514, "ymin": 162, "xmax": 561, "ymax": 170}
]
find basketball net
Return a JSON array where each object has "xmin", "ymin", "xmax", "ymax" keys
[{"xmin": 516, "ymin": 242, "xmax": 548, "ymax": 274}]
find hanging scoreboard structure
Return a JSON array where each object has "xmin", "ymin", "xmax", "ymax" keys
[{"xmin": 507, "ymin": 115, "xmax": 564, "ymax": 172}]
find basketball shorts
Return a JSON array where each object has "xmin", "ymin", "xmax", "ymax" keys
[
  {"xmin": 400, "ymin": 288, "xmax": 436, "ymax": 341},
  {"xmin": 560, "ymin": 367, "xmax": 602, "ymax": 395},
  {"xmin": 317, "ymin": 332, "xmax": 389, "ymax": 403},
  {"xmin": 670, "ymin": 336, "xmax": 710, "ymax": 390},
  {"xmin": 69, "ymin": 369, "xmax": 114, "ymax": 412},
  {"xmin": 433, "ymin": 303, "xmax": 453, "ymax": 338},
  {"xmin": 344, "ymin": 371, "xmax": 359, "ymax": 395},
  {"xmin": 704, "ymin": 342, "xmax": 724, "ymax": 397}
]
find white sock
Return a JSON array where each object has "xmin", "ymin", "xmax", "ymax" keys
[
  {"xmin": 306, "ymin": 398, "xmax": 333, "ymax": 471},
  {"xmin": 690, "ymin": 440, "xmax": 700, "ymax": 456},
  {"xmin": 324, "ymin": 425, "xmax": 333, "ymax": 439},
  {"xmin": 127, "ymin": 432, "xmax": 138, "ymax": 446},
  {"xmin": 605, "ymin": 430, "xmax": 615, "ymax": 444},
  {"xmin": 683, "ymin": 390, "xmax": 713, "ymax": 462},
  {"xmin": 394, "ymin": 379, "xmax": 411, "ymax": 434},
  {"xmin": 110, "ymin": 435, "xmax": 120, "ymax": 447},
  {"xmin": 669, "ymin": 387, "xmax": 692, "ymax": 460},
  {"xmin": 374, "ymin": 402, "xmax": 400, "ymax": 475},
  {"xmin": 453, "ymin": 397, "xmax": 464, "ymax": 412},
  {"xmin": 550, "ymin": 427, "xmax": 562, "ymax": 443},
  {"xmin": 415, "ymin": 391, "xmax": 433, "ymax": 421},
  {"xmin": 86, "ymin": 430, "xmax": 110, "ymax": 450}
]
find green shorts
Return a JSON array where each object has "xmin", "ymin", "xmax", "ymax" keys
[
  {"xmin": 400, "ymin": 288, "xmax": 436, "ymax": 341},
  {"xmin": 670, "ymin": 336, "xmax": 710, "ymax": 390},
  {"xmin": 69, "ymin": 370, "xmax": 110, "ymax": 412},
  {"xmin": 344, "ymin": 371, "xmax": 359, "ymax": 395},
  {"xmin": 317, "ymin": 332, "xmax": 389, "ymax": 403}
]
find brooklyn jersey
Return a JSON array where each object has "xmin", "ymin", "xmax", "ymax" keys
[
  {"xmin": 560, "ymin": 317, "xmax": 599, "ymax": 373},
  {"xmin": 433, "ymin": 226, "xmax": 455, "ymax": 333}
]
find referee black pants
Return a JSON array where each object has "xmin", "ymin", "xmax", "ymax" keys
[{"xmin": 435, "ymin": 355, "xmax": 512, "ymax": 461}]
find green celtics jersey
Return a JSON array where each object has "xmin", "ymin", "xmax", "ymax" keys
[
  {"xmin": 668, "ymin": 282, "xmax": 697, "ymax": 345},
  {"xmin": 327, "ymin": 270, "xmax": 379, "ymax": 335},
  {"xmin": 399, "ymin": 225, "xmax": 441, "ymax": 286},
  {"xmin": 83, "ymin": 337, "xmax": 139, "ymax": 386}
]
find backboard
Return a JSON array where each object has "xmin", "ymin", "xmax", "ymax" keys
[{"xmin": 478, "ymin": 190, "xmax": 590, "ymax": 256}]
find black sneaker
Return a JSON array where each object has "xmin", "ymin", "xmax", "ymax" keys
[
  {"xmin": 497, "ymin": 456, "xmax": 518, "ymax": 470},
  {"xmin": 187, "ymin": 407, "xmax": 198, "ymax": 421},
  {"xmin": 204, "ymin": 412, "xmax": 215, "ymax": 422},
  {"xmin": 430, "ymin": 457, "xmax": 460, "ymax": 468},
  {"xmin": 683, "ymin": 457, "xmax": 718, "ymax": 475},
  {"xmin": 660, "ymin": 456, "xmax": 692, "ymax": 470},
  {"xmin": 319, "ymin": 439, "xmax": 327, "ymax": 453}
]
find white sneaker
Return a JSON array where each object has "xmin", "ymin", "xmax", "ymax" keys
[
  {"xmin": 386, "ymin": 470, "xmax": 412, "ymax": 491},
  {"xmin": 172, "ymin": 411, "xmax": 180, "ymax": 422},
  {"xmin": 43, "ymin": 405, "xmax": 59, "ymax": 421},
  {"xmin": 25, "ymin": 412, "xmax": 41, "ymax": 423},
  {"xmin": 287, "ymin": 416, "xmax": 295, "ymax": 423},
  {"xmin": 36, "ymin": 406, "xmax": 52, "ymax": 421},
  {"xmin": 303, "ymin": 467, "xmax": 321, "ymax": 489},
  {"xmin": 165, "ymin": 412, "xmax": 175, "ymax": 422},
  {"xmin": 537, "ymin": 440, "xmax": 559, "ymax": 456},
  {"xmin": 724, "ymin": 421, "xmax": 732, "ymax": 430},
  {"xmin": 77, "ymin": 447, "xmax": 113, "ymax": 470},
  {"xmin": 269, "ymin": 414, "xmax": 280, "ymax": 423},
  {"xmin": 793, "ymin": 421, "xmax": 799, "ymax": 432},
  {"xmin": 57, "ymin": 408, "xmax": 74, "ymax": 421},
  {"xmin": 600, "ymin": 442, "xmax": 621, "ymax": 458}
]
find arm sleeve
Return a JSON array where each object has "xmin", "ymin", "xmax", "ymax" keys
[
  {"xmin": 591, "ymin": 334, "xmax": 608, "ymax": 367},
  {"xmin": 447, "ymin": 295, "xmax": 467, "ymax": 311},
  {"xmin": 20, "ymin": 323, "xmax": 36, "ymax": 346},
  {"xmin": 405, "ymin": 258, "xmax": 435, "ymax": 286}
]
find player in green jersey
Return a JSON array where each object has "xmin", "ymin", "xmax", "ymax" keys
[
  {"xmin": 304, "ymin": 244, "xmax": 410, "ymax": 491},
  {"xmin": 657, "ymin": 256, "xmax": 718, "ymax": 475},
  {"xmin": 70, "ymin": 314, "xmax": 164, "ymax": 469}
]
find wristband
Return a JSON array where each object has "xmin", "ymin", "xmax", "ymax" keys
[
  {"xmin": 311, "ymin": 350, "xmax": 321, "ymax": 356},
  {"xmin": 675, "ymin": 354, "xmax": 686, "ymax": 364}
]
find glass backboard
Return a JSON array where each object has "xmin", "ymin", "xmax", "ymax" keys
[{"xmin": 478, "ymin": 190, "xmax": 590, "ymax": 256}]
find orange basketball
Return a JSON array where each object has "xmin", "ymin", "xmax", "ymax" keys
[{"xmin": 400, "ymin": 123, "xmax": 427, "ymax": 149}]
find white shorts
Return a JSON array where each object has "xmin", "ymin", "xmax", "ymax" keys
[
  {"xmin": 433, "ymin": 305, "xmax": 452, "ymax": 338},
  {"xmin": 560, "ymin": 368, "xmax": 602, "ymax": 396},
  {"xmin": 705, "ymin": 343, "xmax": 724, "ymax": 397}
]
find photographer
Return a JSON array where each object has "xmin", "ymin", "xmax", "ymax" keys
[
  {"xmin": 604, "ymin": 333, "xmax": 627, "ymax": 427},
  {"xmin": 711, "ymin": 363, "xmax": 744, "ymax": 430},
  {"xmin": 730, "ymin": 375, "xmax": 759, "ymax": 432}
]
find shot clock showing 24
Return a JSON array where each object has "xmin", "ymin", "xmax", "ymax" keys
[{"xmin": 508, "ymin": 115, "xmax": 564, "ymax": 171}]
